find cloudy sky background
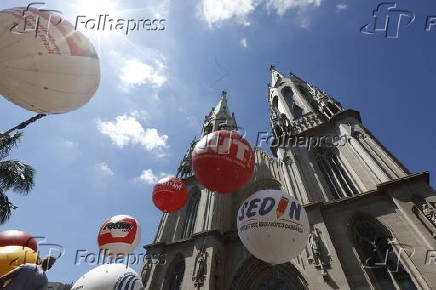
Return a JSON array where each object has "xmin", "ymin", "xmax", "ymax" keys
[{"xmin": 0, "ymin": 0, "xmax": 435, "ymax": 283}]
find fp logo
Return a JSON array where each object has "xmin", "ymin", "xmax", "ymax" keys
[
  {"xmin": 196, "ymin": 132, "xmax": 250, "ymax": 161},
  {"xmin": 9, "ymin": 2, "xmax": 64, "ymax": 38},
  {"xmin": 361, "ymin": 2, "xmax": 415, "ymax": 39}
]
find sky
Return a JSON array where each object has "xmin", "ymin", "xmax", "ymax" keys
[{"xmin": 0, "ymin": 0, "xmax": 435, "ymax": 284}]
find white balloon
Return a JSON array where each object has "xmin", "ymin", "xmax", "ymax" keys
[
  {"xmin": 97, "ymin": 215, "xmax": 141, "ymax": 257},
  {"xmin": 0, "ymin": 7, "xmax": 100, "ymax": 114},
  {"xmin": 237, "ymin": 189, "xmax": 310, "ymax": 264},
  {"xmin": 71, "ymin": 264, "xmax": 143, "ymax": 290}
]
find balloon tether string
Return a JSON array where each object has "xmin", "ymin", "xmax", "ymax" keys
[{"xmin": 1, "ymin": 113, "xmax": 46, "ymax": 136}]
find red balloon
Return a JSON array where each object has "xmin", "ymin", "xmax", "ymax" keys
[
  {"xmin": 0, "ymin": 230, "xmax": 37, "ymax": 252},
  {"xmin": 152, "ymin": 177, "xmax": 188, "ymax": 213},
  {"xmin": 192, "ymin": 130, "xmax": 255, "ymax": 193}
]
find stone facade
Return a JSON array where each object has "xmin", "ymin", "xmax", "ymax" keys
[
  {"xmin": 141, "ymin": 68, "xmax": 436, "ymax": 289},
  {"xmin": 48, "ymin": 282, "xmax": 72, "ymax": 290}
]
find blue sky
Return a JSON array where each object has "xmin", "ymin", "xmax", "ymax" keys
[{"xmin": 0, "ymin": 0, "xmax": 435, "ymax": 284}]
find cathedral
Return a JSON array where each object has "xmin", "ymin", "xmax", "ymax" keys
[{"xmin": 141, "ymin": 67, "xmax": 436, "ymax": 289}]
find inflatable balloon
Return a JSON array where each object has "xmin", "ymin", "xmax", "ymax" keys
[
  {"xmin": 192, "ymin": 130, "xmax": 255, "ymax": 193},
  {"xmin": 152, "ymin": 177, "xmax": 188, "ymax": 213},
  {"xmin": 237, "ymin": 189, "xmax": 309, "ymax": 264},
  {"xmin": 71, "ymin": 264, "xmax": 143, "ymax": 290},
  {"xmin": 0, "ymin": 230, "xmax": 37, "ymax": 252},
  {"xmin": 97, "ymin": 215, "xmax": 141, "ymax": 257},
  {"xmin": 0, "ymin": 246, "xmax": 37, "ymax": 276},
  {"xmin": 0, "ymin": 7, "xmax": 100, "ymax": 113}
]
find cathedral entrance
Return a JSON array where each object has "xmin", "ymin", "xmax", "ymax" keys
[{"xmin": 231, "ymin": 257, "xmax": 308, "ymax": 290}]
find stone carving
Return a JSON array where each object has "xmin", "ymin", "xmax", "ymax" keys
[
  {"xmin": 418, "ymin": 202, "xmax": 436, "ymax": 227},
  {"xmin": 176, "ymin": 138, "xmax": 197, "ymax": 178},
  {"xmin": 141, "ymin": 259, "xmax": 153, "ymax": 286},
  {"xmin": 422, "ymin": 203, "xmax": 436, "ymax": 224},
  {"xmin": 413, "ymin": 196, "xmax": 436, "ymax": 238},
  {"xmin": 270, "ymin": 108, "xmax": 291, "ymax": 138},
  {"xmin": 308, "ymin": 228, "xmax": 331, "ymax": 277},
  {"xmin": 193, "ymin": 249, "xmax": 208, "ymax": 287}
]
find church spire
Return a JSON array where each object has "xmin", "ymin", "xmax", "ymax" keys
[
  {"xmin": 176, "ymin": 91, "xmax": 238, "ymax": 179},
  {"xmin": 270, "ymin": 65, "xmax": 285, "ymax": 88},
  {"xmin": 212, "ymin": 91, "xmax": 231, "ymax": 119},
  {"xmin": 268, "ymin": 66, "xmax": 345, "ymax": 138},
  {"xmin": 202, "ymin": 90, "xmax": 238, "ymax": 136}
]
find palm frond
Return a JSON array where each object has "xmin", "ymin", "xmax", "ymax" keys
[
  {"xmin": 0, "ymin": 132, "xmax": 22, "ymax": 160},
  {"xmin": 0, "ymin": 160, "xmax": 35, "ymax": 194},
  {"xmin": 0, "ymin": 191, "xmax": 16, "ymax": 224}
]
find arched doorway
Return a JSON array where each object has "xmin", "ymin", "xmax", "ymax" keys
[
  {"xmin": 163, "ymin": 254, "xmax": 186, "ymax": 290},
  {"xmin": 231, "ymin": 257, "xmax": 308, "ymax": 290}
]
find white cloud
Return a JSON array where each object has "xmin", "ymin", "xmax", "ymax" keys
[
  {"xmin": 200, "ymin": 0, "xmax": 257, "ymax": 26},
  {"xmin": 129, "ymin": 110, "xmax": 150, "ymax": 121},
  {"xmin": 336, "ymin": 3, "xmax": 347, "ymax": 12},
  {"xmin": 240, "ymin": 37, "xmax": 248, "ymax": 48},
  {"xmin": 200, "ymin": 0, "xmax": 322, "ymax": 26},
  {"xmin": 97, "ymin": 115, "xmax": 168, "ymax": 151},
  {"xmin": 96, "ymin": 162, "xmax": 114, "ymax": 176},
  {"xmin": 139, "ymin": 169, "xmax": 172, "ymax": 185},
  {"xmin": 109, "ymin": 50, "xmax": 168, "ymax": 91},
  {"xmin": 266, "ymin": 0, "xmax": 321, "ymax": 16},
  {"xmin": 120, "ymin": 59, "xmax": 167, "ymax": 88}
]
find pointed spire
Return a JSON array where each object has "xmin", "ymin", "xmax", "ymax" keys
[
  {"xmin": 270, "ymin": 65, "xmax": 285, "ymax": 87},
  {"xmin": 213, "ymin": 90, "xmax": 232, "ymax": 118},
  {"xmin": 202, "ymin": 91, "xmax": 238, "ymax": 136}
]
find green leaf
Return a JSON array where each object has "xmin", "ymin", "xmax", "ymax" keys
[{"xmin": 0, "ymin": 160, "xmax": 35, "ymax": 194}]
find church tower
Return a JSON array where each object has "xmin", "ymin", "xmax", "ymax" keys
[{"xmin": 142, "ymin": 69, "xmax": 436, "ymax": 289}]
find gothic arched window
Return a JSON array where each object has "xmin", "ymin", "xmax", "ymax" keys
[
  {"xmin": 281, "ymin": 87, "xmax": 294, "ymax": 110},
  {"xmin": 298, "ymin": 86, "xmax": 311, "ymax": 99},
  {"xmin": 272, "ymin": 96, "xmax": 279, "ymax": 109},
  {"xmin": 326, "ymin": 101, "xmax": 339, "ymax": 115},
  {"xmin": 292, "ymin": 104, "xmax": 303, "ymax": 119},
  {"xmin": 315, "ymin": 147, "xmax": 358, "ymax": 199},
  {"xmin": 167, "ymin": 256, "xmax": 186, "ymax": 290},
  {"xmin": 181, "ymin": 188, "xmax": 200, "ymax": 239},
  {"xmin": 351, "ymin": 214, "xmax": 417, "ymax": 290}
]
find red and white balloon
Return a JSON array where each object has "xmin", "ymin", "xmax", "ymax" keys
[
  {"xmin": 192, "ymin": 130, "xmax": 255, "ymax": 193},
  {"xmin": 0, "ymin": 230, "xmax": 37, "ymax": 252},
  {"xmin": 152, "ymin": 177, "xmax": 188, "ymax": 213},
  {"xmin": 97, "ymin": 215, "xmax": 140, "ymax": 257}
]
